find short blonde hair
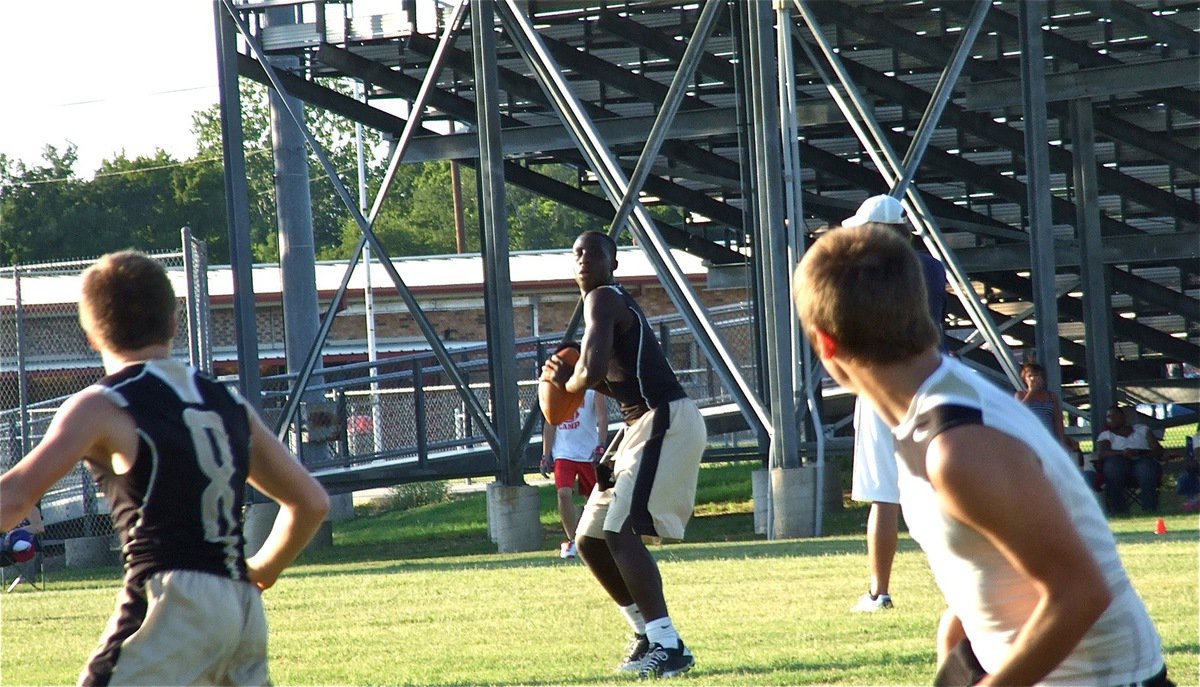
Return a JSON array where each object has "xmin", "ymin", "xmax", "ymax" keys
[
  {"xmin": 794, "ymin": 225, "xmax": 938, "ymax": 364},
  {"xmin": 80, "ymin": 251, "xmax": 177, "ymax": 352}
]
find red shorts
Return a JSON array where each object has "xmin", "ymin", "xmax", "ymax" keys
[{"xmin": 554, "ymin": 459, "xmax": 597, "ymax": 497}]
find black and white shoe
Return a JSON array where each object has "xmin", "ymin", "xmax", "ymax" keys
[
  {"xmin": 638, "ymin": 641, "xmax": 694, "ymax": 679},
  {"xmin": 617, "ymin": 633, "xmax": 650, "ymax": 672}
]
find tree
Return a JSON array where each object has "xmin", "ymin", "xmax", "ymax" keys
[
  {"xmin": 189, "ymin": 80, "xmax": 391, "ymax": 263},
  {"xmin": 329, "ymin": 160, "xmax": 603, "ymax": 260},
  {"xmin": 505, "ymin": 163, "xmax": 599, "ymax": 250},
  {"xmin": 1, "ymin": 146, "xmax": 111, "ymax": 265},
  {"xmin": 1, "ymin": 81, "xmax": 637, "ymax": 267},
  {"xmin": 0, "ymin": 146, "xmax": 235, "ymax": 266}
]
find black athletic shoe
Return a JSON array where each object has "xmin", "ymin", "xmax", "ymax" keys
[
  {"xmin": 617, "ymin": 633, "xmax": 650, "ymax": 672},
  {"xmin": 638, "ymin": 641, "xmax": 694, "ymax": 679}
]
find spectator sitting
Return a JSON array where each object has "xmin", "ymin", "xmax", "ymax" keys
[
  {"xmin": 1178, "ymin": 429, "xmax": 1200, "ymax": 511},
  {"xmin": 1095, "ymin": 405, "xmax": 1164, "ymax": 515}
]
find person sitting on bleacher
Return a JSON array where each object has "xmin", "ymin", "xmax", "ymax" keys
[
  {"xmin": 1095, "ymin": 405, "xmax": 1164, "ymax": 515},
  {"xmin": 1178, "ymin": 430, "xmax": 1200, "ymax": 512}
]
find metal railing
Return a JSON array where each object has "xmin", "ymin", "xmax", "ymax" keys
[{"xmin": 1, "ymin": 301, "xmax": 759, "ymax": 539}]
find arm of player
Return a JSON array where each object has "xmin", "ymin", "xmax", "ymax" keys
[
  {"xmin": 927, "ymin": 426, "xmax": 1112, "ymax": 686},
  {"xmin": 565, "ymin": 288, "xmax": 621, "ymax": 395},
  {"xmin": 541, "ymin": 421, "xmax": 556, "ymax": 475},
  {"xmin": 0, "ymin": 390, "xmax": 120, "ymax": 530},
  {"xmin": 595, "ymin": 394, "xmax": 609, "ymax": 448},
  {"xmin": 244, "ymin": 410, "xmax": 330, "ymax": 591},
  {"xmin": 542, "ymin": 420, "xmax": 556, "ymax": 456},
  {"xmin": 937, "ymin": 610, "xmax": 966, "ymax": 666}
]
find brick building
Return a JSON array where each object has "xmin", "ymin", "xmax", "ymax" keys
[{"xmin": 2, "ymin": 247, "xmax": 751, "ymax": 406}]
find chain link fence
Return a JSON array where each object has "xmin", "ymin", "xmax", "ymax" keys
[
  {"xmin": 3, "ymin": 241, "xmax": 761, "ymax": 556},
  {"xmin": 264, "ymin": 302, "xmax": 761, "ymax": 474},
  {"xmin": 0, "ymin": 241, "xmax": 206, "ymax": 548}
]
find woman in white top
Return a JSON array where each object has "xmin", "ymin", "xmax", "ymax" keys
[{"xmin": 1095, "ymin": 405, "xmax": 1164, "ymax": 514}]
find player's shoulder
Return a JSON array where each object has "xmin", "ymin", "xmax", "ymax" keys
[
  {"xmin": 63, "ymin": 385, "xmax": 125, "ymax": 415},
  {"xmin": 926, "ymin": 423, "xmax": 1014, "ymax": 495},
  {"xmin": 583, "ymin": 284, "xmax": 631, "ymax": 322},
  {"xmin": 584, "ymin": 283, "xmax": 624, "ymax": 304}
]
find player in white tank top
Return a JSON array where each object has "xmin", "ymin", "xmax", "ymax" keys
[
  {"xmin": 893, "ymin": 357, "xmax": 1163, "ymax": 685},
  {"xmin": 794, "ymin": 226, "xmax": 1169, "ymax": 686}
]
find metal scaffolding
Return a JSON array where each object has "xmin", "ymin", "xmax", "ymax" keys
[{"xmin": 212, "ymin": 0, "xmax": 1200, "ymax": 537}]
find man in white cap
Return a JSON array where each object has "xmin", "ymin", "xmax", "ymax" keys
[{"xmin": 841, "ymin": 195, "xmax": 947, "ymax": 613}]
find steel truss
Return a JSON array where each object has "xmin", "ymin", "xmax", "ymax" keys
[{"xmin": 214, "ymin": 0, "xmax": 1200, "ymax": 533}]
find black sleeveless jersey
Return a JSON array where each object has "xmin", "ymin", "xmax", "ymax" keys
[
  {"xmin": 87, "ymin": 359, "xmax": 251, "ymax": 583},
  {"xmin": 594, "ymin": 284, "xmax": 686, "ymax": 422}
]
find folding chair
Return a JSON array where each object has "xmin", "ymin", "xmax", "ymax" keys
[{"xmin": 1, "ymin": 529, "xmax": 45, "ymax": 592}]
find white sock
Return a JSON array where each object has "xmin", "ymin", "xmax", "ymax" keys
[
  {"xmin": 645, "ymin": 616, "xmax": 681, "ymax": 649},
  {"xmin": 619, "ymin": 603, "xmax": 645, "ymax": 635}
]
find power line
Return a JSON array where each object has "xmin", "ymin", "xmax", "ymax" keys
[{"xmin": 4, "ymin": 149, "xmax": 271, "ymax": 188}]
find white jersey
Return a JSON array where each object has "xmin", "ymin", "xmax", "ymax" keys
[
  {"xmin": 551, "ymin": 389, "xmax": 602, "ymax": 462},
  {"xmin": 851, "ymin": 397, "xmax": 900, "ymax": 504},
  {"xmin": 892, "ymin": 357, "xmax": 1163, "ymax": 686}
]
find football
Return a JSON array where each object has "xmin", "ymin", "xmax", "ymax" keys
[{"xmin": 539, "ymin": 347, "xmax": 585, "ymax": 425}]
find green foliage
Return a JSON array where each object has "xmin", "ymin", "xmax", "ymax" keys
[
  {"xmin": 361, "ymin": 480, "xmax": 450, "ymax": 515},
  {"xmin": 2, "ymin": 83, "xmax": 608, "ymax": 266}
]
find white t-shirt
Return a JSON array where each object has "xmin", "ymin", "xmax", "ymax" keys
[
  {"xmin": 1097, "ymin": 425, "xmax": 1153, "ymax": 452},
  {"xmin": 551, "ymin": 390, "xmax": 602, "ymax": 462},
  {"xmin": 851, "ymin": 397, "xmax": 900, "ymax": 503}
]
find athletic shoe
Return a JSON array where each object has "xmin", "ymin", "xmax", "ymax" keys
[
  {"xmin": 559, "ymin": 540, "xmax": 577, "ymax": 558},
  {"xmin": 639, "ymin": 641, "xmax": 694, "ymax": 679},
  {"xmin": 617, "ymin": 633, "xmax": 650, "ymax": 672},
  {"xmin": 851, "ymin": 592, "xmax": 894, "ymax": 612}
]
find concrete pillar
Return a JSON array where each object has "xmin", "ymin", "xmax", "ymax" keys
[
  {"xmin": 243, "ymin": 502, "xmax": 280, "ymax": 556},
  {"xmin": 485, "ymin": 482, "xmax": 542, "ymax": 553},
  {"xmin": 328, "ymin": 493, "xmax": 355, "ymax": 523},
  {"xmin": 771, "ymin": 466, "xmax": 814, "ymax": 538},
  {"xmin": 66, "ymin": 535, "xmax": 119, "ymax": 569},
  {"xmin": 245, "ymin": 486, "xmax": 343, "ymax": 555},
  {"xmin": 306, "ymin": 520, "xmax": 334, "ymax": 551},
  {"xmin": 245, "ymin": 501, "xmax": 335, "ymax": 554},
  {"xmin": 754, "ymin": 464, "xmax": 841, "ymax": 538},
  {"xmin": 752, "ymin": 468, "xmax": 768, "ymax": 535}
]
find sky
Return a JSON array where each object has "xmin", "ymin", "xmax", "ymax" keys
[{"xmin": 0, "ymin": 1, "xmax": 222, "ymax": 175}]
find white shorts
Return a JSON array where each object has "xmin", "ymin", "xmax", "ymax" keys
[
  {"xmin": 577, "ymin": 397, "xmax": 706, "ymax": 541},
  {"xmin": 851, "ymin": 398, "xmax": 900, "ymax": 504},
  {"xmin": 80, "ymin": 570, "xmax": 269, "ymax": 686}
]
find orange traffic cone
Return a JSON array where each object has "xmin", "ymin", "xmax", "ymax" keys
[{"xmin": 1154, "ymin": 518, "xmax": 1167, "ymax": 535}]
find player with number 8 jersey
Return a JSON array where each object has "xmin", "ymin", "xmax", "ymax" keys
[
  {"xmin": 0, "ymin": 250, "xmax": 329, "ymax": 687},
  {"xmin": 88, "ymin": 359, "xmax": 253, "ymax": 584}
]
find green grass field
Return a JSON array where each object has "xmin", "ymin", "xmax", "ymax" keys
[{"xmin": 3, "ymin": 462, "xmax": 1197, "ymax": 685}]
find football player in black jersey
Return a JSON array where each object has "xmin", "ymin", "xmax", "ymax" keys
[
  {"xmin": 542, "ymin": 231, "xmax": 706, "ymax": 678},
  {"xmin": 1, "ymin": 250, "xmax": 329, "ymax": 686}
]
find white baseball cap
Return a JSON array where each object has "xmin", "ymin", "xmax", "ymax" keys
[{"xmin": 843, "ymin": 194, "xmax": 906, "ymax": 227}]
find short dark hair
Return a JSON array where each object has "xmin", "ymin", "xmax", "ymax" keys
[
  {"xmin": 80, "ymin": 251, "xmax": 177, "ymax": 352},
  {"xmin": 579, "ymin": 230, "xmax": 617, "ymax": 259},
  {"xmin": 794, "ymin": 225, "xmax": 938, "ymax": 364}
]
